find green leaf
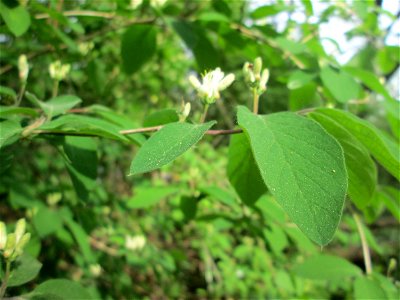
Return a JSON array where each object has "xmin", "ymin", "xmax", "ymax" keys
[
  {"xmin": 121, "ymin": 24, "xmax": 157, "ymax": 74},
  {"xmin": 310, "ymin": 111, "xmax": 377, "ymax": 209},
  {"xmin": 320, "ymin": 66, "xmax": 361, "ymax": 103},
  {"xmin": 171, "ymin": 20, "xmax": 219, "ymax": 70},
  {"xmin": 38, "ymin": 115, "xmax": 129, "ymax": 142},
  {"xmin": 143, "ymin": 109, "xmax": 179, "ymax": 127},
  {"xmin": 200, "ymin": 186, "xmax": 237, "ymax": 206},
  {"xmin": 61, "ymin": 136, "xmax": 98, "ymax": 201},
  {"xmin": 315, "ymin": 108, "xmax": 400, "ymax": 180},
  {"xmin": 287, "ymin": 70, "xmax": 316, "ymax": 90},
  {"xmin": 237, "ymin": 106, "xmax": 347, "ymax": 245},
  {"xmin": 180, "ymin": 196, "xmax": 198, "ymax": 221},
  {"xmin": 127, "ymin": 186, "xmax": 179, "ymax": 209},
  {"xmin": 354, "ymin": 277, "xmax": 387, "ymax": 300},
  {"xmin": 0, "ymin": 119, "xmax": 21, "ymax": 149},
  {"xmin": 129, "ymin": 121, "xmax": 215, "ymax": 175},
  {"xmin": 40, "ymin": 95, "xmax": 82, "ymax": 118},
  {"xmin": 0, "ymin": 1, "xmax": 31, "ymax": 37},
  {"xmin": 31, "ymin": 279, "xmax": 93, "ymax": 300},
  {"xmin": 8, "ymin": 254, "xmax": 42, "ymax": 287},
  {"xmin": 33, "ymin": 207, "xmax": 63, "ymax": 237},
  {"xmin": 384, "ymin": 97, "xmax": 400, "ymax": 139},
  {"xmin": 251, "ymin": 5, "xmax": 284, "ymax": 19},
  {"xmin": 293, "ymin": 254, "xmax": 362, "ymax": 281},
  {"xmin": 343, "ymin": 66, "xmax": 393, "ymax": 100},
  {"xmin": 0, "ymin": 106, "xmax": 39, "ymax": 117},
  {"xmin": 63, "ymin": 217, "xmax": 96, "ymax": 264},
  {"xmin": 227, "ymin": 133, "xmax": 267, "ymax": 206},
  {"xmin": 0, "ymin": 86, "xmax": 17, "ymax": 99}
]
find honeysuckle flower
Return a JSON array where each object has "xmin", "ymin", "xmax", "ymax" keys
[
  {"xmin": 243, "ymin": 57, "xmax": 270, "ymax": 95},
  {"xmin": 18, "ymin": 54, "xmax": 29, "ymax": 82},
  {"xmin": 49, "ymin": 60, "xmax": 71, "ymax": 81},
  {"xmin": 1, "ymin": 218, "xmax": 31, "ymax": 261},
  {"xmin": 189, "ymin": 68, "xmax": 235, "ymax": 104},
  {"xmin": 125, "ymin": 235, "xmax": 146, "ymax": 251}
]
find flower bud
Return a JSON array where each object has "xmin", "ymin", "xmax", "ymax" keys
[
  {"xmin": 18, "ymin": 54, "xmax": 29, "ymax": 82},
  {"xmin": 3, "ymin": 233, "xmax": 16, "ymax": 258},
  {"xmin": 49, "ymin": 60, "xmax": 71, "ymax": 81},
  {"xmin": 15, "ymin": 218, "xmax": 26, "ymax": 243},
  {"xmin": 0, "ymin": 222, "xmax": 7, "ymax": 250},
  {"xmin": 253, "ymin": 57, "xmax": 262, "ymax": 79},
  {"xmin": 182, "ymin": 102, "xmax": 191, "ymax": 119},
  {"xmin": 259, "ymin": 69, "xmax": 270, "ymax": 92}
]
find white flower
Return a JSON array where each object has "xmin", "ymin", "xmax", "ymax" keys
[
  {"xmin": 243, "ymin": 57, "xmax": 270, "ymax": 94},
  {"xmin": 49, "ymin": 60, "xmax": 71, "ymax": 81},
  {"xmin": 189, "ymin": 68, "xmax": 235, "ymax": 104},
  {"xmin": 18, "ymin": 55, "xmax": 29, "ymax": 82},
  {"xmin": 0, "ymin": 222, "xmax": 7, "ymax": 250},
  {"xmin": 125, "ymin": 235, "xmax": 146, "ymax": 251}
]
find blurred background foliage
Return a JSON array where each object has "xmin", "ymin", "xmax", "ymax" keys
[{"xmin": 0, "ymin": 0, "xmax": 399, "ymax": 299}]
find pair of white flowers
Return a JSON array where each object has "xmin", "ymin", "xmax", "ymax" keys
[
  {"xmin": 0, "ymin": 218, "xmax": 31, "ymax": 261},
  {"xmin": 189, "ymin": 57, "xmax": 270, "ymax": 104}
]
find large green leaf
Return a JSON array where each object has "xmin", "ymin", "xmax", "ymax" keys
[
  {"xmin": 0, "ymin": 106, "xmax": 39, "ymax": 117},
  {"xmin": 8, "ymin": 254, "xmax": 42, "ymax": 287},
  {"xmin": 31, "ymin": 279, "xmax": 93, "ymax": 300},
  {"xmin": 227, "ymin": 133, "xmax": 267, "ymax": 206},
  {"xmin": 129, "ymin": 121, "xmax": 215, "ymax": 175},
  {"xmin": 320, "ymin": 66, "xmax": 361, "ymax": 103},
  {"xmin": 310, "ymin": 111, "xmax": 377, "ymax": 209},
  {"xmin": 0, "ymin": 1, "xmax": 31, "ymax": 37},
  {"xmin": 293, "ymin": 254, "xmax": 362, "ymax": 281},
  {"xmin": 121, "ymin": 24, "xmax": 157, "ymax": 74},
  {"xmin": 237, "ymin": 106, "xmax": 347, "ymax": 245},
  {"xmin": 315, "ymin": 108, "xmax": 400, "ymax": 180}
]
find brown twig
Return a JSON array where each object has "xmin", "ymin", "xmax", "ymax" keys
[
  {"xmin": 119, "ymin": 126, "xmax": 242, "ymax": 136},
  {"xmin": 35, "ymin": 10, "xmax": 116, "ymax": 19}
]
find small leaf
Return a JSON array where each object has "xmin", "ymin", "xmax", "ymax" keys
[
  {"xmin": 320, "ymin": 66, "xmax": 361, "ymax": 103},
  {"xmin": 8, "ymin": 254, "xmax": 42, "ymax": 287},
  {"xmin": 129, "ymin": 121, "xmax": 215, "ymax": 175},
  {"xmin": 294, "ymin": 254, "xmax": 362, "ymax": 281},
  {"xmin": 0, "ymin": 1, "xmax": 31, "ymax": 37},
  {"xmin": 237, "ymin": 106, "xmax": 347, "ymax": 245},
  {"xmin": 310, "ymin": 111, "xmax": 377, "ymax": 209},
  {"xmin": 143, "ymin": 109, "xmax": 179, "ymax": 127},
  {"xmin": 40, "ymin": 95, "xmax": 82, "ymax": 118},
  {"xmin": 180, "ymin": 196, "xmax": 198, "ymax": 221},
  {"xmin": 121, "ymin": 24, "xmax": 157, "ymax": 74},
  {"xmin": 315, "ymin": 108, "xmax": 400, "ymax": 180},
  {"xmin": 31, "ymin": 279, "xmax": 93, "ymax": 300},
  {"xmin": 227, "ymin": 133, "xmax": 267, "ymax": 206}
]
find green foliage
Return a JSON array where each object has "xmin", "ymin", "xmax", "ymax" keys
[
  {"xmin": 0, "ymin": 0, "xmax": 399, "ymax": 298},
  {"xmin": 129, "ymin": 121, "xmax": 216, "ymax": 175},
  {"xmin": 237, "ymin": 106, "xmax": 347, "ymax": 245}
]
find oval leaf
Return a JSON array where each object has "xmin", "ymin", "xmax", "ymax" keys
[
  {"xmin": 237, "ymin": 106, "xmax": 347, "ymax": 245},
  {"xmin": 31, "ymin": 279, "xmax": 93, "ymax": 300},
  {"xmin": 129, "ymin": 121, "xmax": 216, "ymax": 175},
  {"xmin": 8, "ymin": 254, "xmax": 42, "ymax": 287}
]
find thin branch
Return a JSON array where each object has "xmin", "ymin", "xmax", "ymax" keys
[
  {"xmin": 35, "ymin": 10, "xmax": 116, "ymax": 20},
  {"xmin": 353, "ymin": 212, "xmax": 373, "ymax": 275},
  {"xmin": 119, "ymin": 126, "xmax": 242, "ymax": 136}
]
